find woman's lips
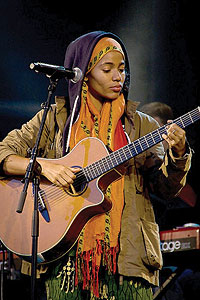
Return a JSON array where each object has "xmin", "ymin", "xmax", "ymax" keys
[{"xmin": 110, "ymin": 85, "xmax": 122, "ymax": 92}]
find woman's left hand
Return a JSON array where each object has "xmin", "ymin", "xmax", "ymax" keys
[{"xmin": 162, "ymin": 121, "xmax": 186, "ymax": 157}]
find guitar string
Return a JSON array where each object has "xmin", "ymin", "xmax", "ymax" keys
[
  {"xmin": 37, "ymin": 179, "xmax": 92, "ymax": 211},
  {"xmin": 37, "ymin": 109, "xmax": 200, "ymax": 207},
  {"xmin": 38, "ymin": 181, "xmax": 94, "ymax": 208},
  {"xmin": 38, "ymin": 185, "xmax": 73, "ymax": 208}
]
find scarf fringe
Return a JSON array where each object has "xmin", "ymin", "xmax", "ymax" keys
[{"xmin": 75, "ymin": 240, "xmax": 119, "ymax": 298}]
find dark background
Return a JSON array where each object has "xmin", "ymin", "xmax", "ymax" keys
[
  {"xmin": 0, "ymin": 0, "xmax": 200, "ymax": 227},
  {"xmin": 1, "ymin": 1, "xmax": 200, "ymax": 299}
]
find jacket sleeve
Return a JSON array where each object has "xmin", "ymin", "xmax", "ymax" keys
[
  {"xmin": 144, "ymin": 144, "xmax": 192, "ymax": 201},
  {"xmin": 138, "ymin": 115, "xmax": 192, "ymax": 201},
  {"xmin": 0, "ymin": 107, "xmax": 56, "ymax": 176}
]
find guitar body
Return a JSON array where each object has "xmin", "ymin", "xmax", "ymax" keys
[{"xmin": 0, "ymin": 137, "xmax": 118, "ymax": 264}]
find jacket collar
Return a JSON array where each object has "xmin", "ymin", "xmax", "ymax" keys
[{"xmin": 125, "ymin": 100, "xmax": 140, "ymax": 127}]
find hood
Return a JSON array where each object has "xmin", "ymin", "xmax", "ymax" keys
[{"xmin": 62, "ymin": 31, "xmax": 130, "ymax": 154}]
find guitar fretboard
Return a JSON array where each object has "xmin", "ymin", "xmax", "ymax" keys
[{"xmin": 79, "ymin": 107, "xmax": 200, "ymax": 182}]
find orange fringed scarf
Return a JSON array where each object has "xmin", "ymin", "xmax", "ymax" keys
[{"xmin": 69, "ymin": 38, "xmax": 128, "ymax": 297}]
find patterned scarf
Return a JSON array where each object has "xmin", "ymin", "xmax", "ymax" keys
[{"xmin": 69, "ymin": 38, "xmax": 128, "ymax": 297}]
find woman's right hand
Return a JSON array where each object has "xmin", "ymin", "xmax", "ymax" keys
[
  {"xmin": 3, "ymin": 154, "xmax": 80, "ymax": 188},
  {"xmin": 38, "ymin": 159, "xmax": 80, "ymax": 188}
]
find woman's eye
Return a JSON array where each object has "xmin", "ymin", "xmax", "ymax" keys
[{"xmin": 103, "ymin": 69, "xmax": 110, "ymax": 73}]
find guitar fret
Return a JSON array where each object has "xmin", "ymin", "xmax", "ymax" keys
[
  {"xmin": 115, "ymin": 150, "xmax": 123, "ymax": 164},
  {"xmin": 140, "ymin": 136, "xmax": 149, "ymax": 149},
  {"xmin": 101, "ymin": 160, "xmax": 108, "ymax": 173},
  {"xmin": 124, "ymin": 148, "xmax": 130, "ymax": 160},
  {"xmin": 116, "ymin": 151, "xmax": 122, "ymax": 163},
  {"xmin": 180, "ymin": 117, "xmax": 185, "ymax": 128},
  {"xmin": 101, "ymin": 156, "xmax": 111, "ymax": 170},
  {"xmin": 96, "ymin": 160, "xmax": 104, "ymax": 175},
  {"xmin": 153, "ymin": 130, "xmax": 162, "ymax": 143},
  {"xmin": 157, "ymin": 129, "xmax": 163, "ymax": 140},
  {"xmin": 107, "ymin": 155, "xmax": 115, "ymax": 169},
  {"xmin": 189, "ymin": 113, "xmax": 194, "ymax": 123},
  {"xmin": 160, "ymin": 126, "xmax": 167, "ymax": 136},
  {"xmin": 192, "ymin": 109, "xmax": 200, "ymax": 122},
  {"xmin": 89, "ymin": 165, "xmax": 96, "ymax": 179},
  {"xmin": 126, "ymin": 144, "xmax": 134, "ymax": 158},
  {"xmin": 83, "ymin": 167, "xmax": 91, "ymax": 181},
  {"xmin": 130, "ymin": 142, "xmax": 138, "ymax": 155},
  {"xmin": 90, "ymin": 167, "xmax": 96, "ymax": 180},
  {"xmin": 119, "ymin": 148, "xmax": 128, "ymax": 163},
  {"xmin": 145, "ymin": 133, "xmax": 154, "ymax": 147},
  {"xmin": 110, "ymin": 151, "xmax": 119, "ymax": 166},
  {"xmin": 124, "ymin": 145, "xmax": 132, "ymax": 159},
  {"xmin": 94, "ymin": 162, "xmax": 100, "ymax": 177},
  {"xmin": 93, "ymin": 161, "xmax": 101, "ymax": 175},
  {"xmin": 85, "ymin": 161, "xmax": 101, "ymax": 181},
  {"xmin": 95, "ymin": 165, "xmax": 101, "ymax": 178},
  {"xmin": 120, "ymin": 148, "xmax": 128, "ymax": 161},
  {"xmin": 150, "ymin": 132, "xmax": 156, "ymax": 144},
  {"xmin": 134, "ymin": 140, "xmax": 142, "ymax": 154},
  {"xmin": 184, "ymin": 119, "xmax": 189, "ymax": 126},
  {"xmin": 138, "ymin": 139, "xmax": 144, "ymax": 151},
  {"xmin": 191, "ymin": 113, "xmax": 196, "ymax": 122},
  {"xmin": 115, "ymin": 152, "xmax": 121, "ymax": 164}
]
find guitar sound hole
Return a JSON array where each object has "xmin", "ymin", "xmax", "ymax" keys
[{"xmin": 65, "ymin": 168, "xmax": 88, "ymax": 197}]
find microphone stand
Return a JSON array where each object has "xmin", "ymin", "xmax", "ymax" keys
[{"xmin": 16, "ymin": 76, "xmax": 59, "ymax": 300}]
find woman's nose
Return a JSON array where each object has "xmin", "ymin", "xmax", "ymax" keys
[{"xmin": 112, "ymin": 70, "xmax": 122, "ymax": 81}]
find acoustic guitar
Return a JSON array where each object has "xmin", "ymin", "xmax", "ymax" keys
[{"xmin": 0, "ymin": 107, "xmax": 199, "ymax": 264}]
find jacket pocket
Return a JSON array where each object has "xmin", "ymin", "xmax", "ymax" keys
[{"xmin": 140, "ymin": 218, "xmax": 163, "ymax": 270}]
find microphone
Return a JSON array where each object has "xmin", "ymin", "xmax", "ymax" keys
[{"xmin": 30, "ymin": 62, "xmax": 83, "ymax": 83}]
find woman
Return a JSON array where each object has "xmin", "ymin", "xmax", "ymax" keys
[{"xmin": 0, "ymin": 31, "xmax": 191, "ymax": 299}]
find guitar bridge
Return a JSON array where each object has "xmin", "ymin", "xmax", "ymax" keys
[
  {"xmin": 38, "ymin": 189, "xmax": 50, "ymax": 222},
  {"xmin": 31, "ymin": 183, "xmax": 50, "ymax": 222}
]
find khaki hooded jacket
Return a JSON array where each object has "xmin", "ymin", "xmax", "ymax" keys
[{"xmin": 0, "ymin": 97, "xmax": 191, "ymax": 286}]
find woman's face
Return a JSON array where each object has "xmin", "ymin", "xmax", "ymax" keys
[{"xmin": 87, "ymin": 51, "xmax": 126, "ymax": 102}]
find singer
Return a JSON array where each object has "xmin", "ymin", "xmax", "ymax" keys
[{"xmin": 0, "ymin": 31, "xmax": 192, "ymax": 300}]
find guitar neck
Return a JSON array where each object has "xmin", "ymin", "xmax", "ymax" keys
[{"xmin": 83, "ymin": 107, "xmax": 200, "ymax": 182}]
